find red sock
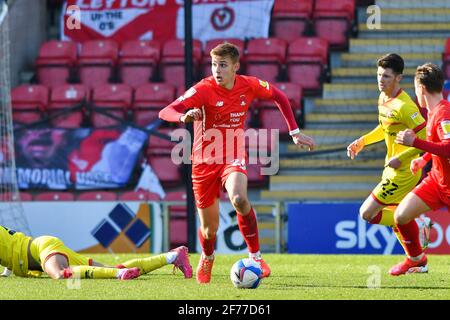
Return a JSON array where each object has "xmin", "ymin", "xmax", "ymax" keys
[
  {"xmin": 369, "ymin": 212, "xmax": 382, "ymax": 224},
  {"xmin": 396, "ymin": 220, "xmax": 423, "ymax": 257},
  {"xmin": 198, "ymin": 228, "xmax": 216, "ymax": 256},
  {"xmin": 237, "ymin": 207, "xmax": 260, "ymax": 254}
]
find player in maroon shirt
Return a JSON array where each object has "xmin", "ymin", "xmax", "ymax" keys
[
  {"xmin": 391, "ymin": 63, "xmax": 450, "ymax": 275},
  {"xmin": 159, "ymin": 42, "xmax": 315, "ymax": 283}
]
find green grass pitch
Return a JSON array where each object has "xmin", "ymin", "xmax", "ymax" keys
[{"xmin": 1, "ymin": 254, "xmax": 450, "ymax": 300}]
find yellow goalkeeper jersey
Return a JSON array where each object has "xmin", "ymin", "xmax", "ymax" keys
[
  {"xmin": 362, "ymin": 89, "xmax": 426, "ymax": 170},
  {"xmin": 0, "ymin": 225, "xmax": 32, "ymax": 277}
]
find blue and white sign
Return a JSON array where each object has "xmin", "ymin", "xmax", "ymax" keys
[{"xmin": 287, "ymin": 202, "xmax": 403, "ymax": 254}]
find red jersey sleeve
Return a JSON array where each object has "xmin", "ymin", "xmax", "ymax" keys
[
  {"xmin": 248, "ymin": 77, "xmax": 299, "ymax": 132},
  {"xmin": 159, "ymin": 84, "xmax": 205, "ymax": 123}
]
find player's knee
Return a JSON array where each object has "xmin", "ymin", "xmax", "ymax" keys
[
  {"xmin": 394, "ymin": 211, "xmax": 409, "ymax": 225},
  {"xmin": 359, "ymin": 208, "xmax": 372, "ymax": 222},
  {"xmin": 230, "ymin": 194, "xmax": 248, "ymax": 212},
  {"xmin": 200, "ymin": 227, "xmax": 217, "ymax": 240}
]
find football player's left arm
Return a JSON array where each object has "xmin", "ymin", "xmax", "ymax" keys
[
  {"xmin": 251, "ymin": 78, "xmax": 315, "ymax": 150},
  {"xmin": 269, "ymin": 84, "xmax": 315, "ymax": 150}
]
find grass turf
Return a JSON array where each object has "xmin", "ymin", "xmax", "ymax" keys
[{"xmin": 1, "ymin": 254, "xmax": 450, "ymax": 300}]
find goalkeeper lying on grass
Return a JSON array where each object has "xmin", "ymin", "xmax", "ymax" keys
[{"xmin": 0, "ymin": 225, "xmax": 192, "ymax": 280}]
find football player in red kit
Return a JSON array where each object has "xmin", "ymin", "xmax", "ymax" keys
[
  {"xmin": 391, "ymin": 63, "xmax": 450, "ymax": 275},
  {"xmin": 159, "ymin": 42, "xmax": 315, "ymax": 284}
]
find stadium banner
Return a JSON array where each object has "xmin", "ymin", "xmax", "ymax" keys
[
  {"xmin": 10, "ymin": 126, "xmax": 150, "ymax": 190},
  {"xmin": 61, "ymin": 0, "xmax": 274, "ymax": 43},
  {"xmin": 22, "ymin": 201, "xmax": 164, "ymax": 253},
  {"xmin": 422, "ymin": 207, "xmax": 450, "ymax": 254},
  {"xmin": 287, "ymin": 202, "xmax": 404, "ymax": 254}
]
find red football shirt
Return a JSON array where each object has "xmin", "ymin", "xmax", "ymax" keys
[
  {"xmin": 159, "ymin": 75, "xmax": 298, "ymax": 165},
  {"xmin": 422, "ymin": 100, "xmax": 450, "ymax": 195}
]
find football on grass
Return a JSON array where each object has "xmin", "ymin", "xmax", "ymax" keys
[{"xmin": 230, "ymin": 258, "xmax": 262, "ymax": 289}]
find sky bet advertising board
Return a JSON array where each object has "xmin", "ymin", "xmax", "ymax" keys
[{"xmin": 287, "ymin": 202, "xmax": 450, "ymax": 254}]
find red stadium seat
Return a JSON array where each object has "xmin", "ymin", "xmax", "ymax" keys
[
  {"xmin": 201, "ymin": 38, "xmax": 245, "ymax": 77},
  {"xmin": 36, "ymin": 40, "xmax": 77, "ymax": 87},
  {"xmin": 313, "ymin": 0, "xmax": 355, "ymax": 49},
  {"xmin": 0, "ymin": 192, "xmax": 33, "ymax": 202},
  {"xmin": 77, "ymin": 191, "xmax": 118, "ymax": 201},
  {"xmin": 11, "ymin": 85, "xmax": 49, "ymax": 125},
  {"xmin": 247, "ymin": 163, "xmax": 268, "ymax": 187},
  {"xmin": 34, "ymin": 191, "xmax": 75, "ymax": 201},
  {"xmin": 148, "ymin": 154, "xmax": 181, "ymax": 188},
  {"xmin": 48, "ymin": 84, "xmax": 87, "ymax": 128},
  {"xmin": 160, "ymin": 39, "xmax": 202, "ymax": 88},
  {"xmin": 271, "ymin": 0, "xmax": 314, "ymax": 41},
  {"xmin": 286, "ymin": 37, "xmax": 328, "ymax": 93},
  {"xmin": 132, "ymin": 82, "xmax": 176, "ymax": 127},
  {"xmin": 78, "ymin": 40, "xmax": 118, "ymax": 87},
  {"xmin": 245, "ymin": 38, "xmax": 287, "ymax": 83},
  {"xmin": 146, "ymin": 127, "xmax": 186, "ymax": 156},
  {"xmin": 119, "ymin": 40, "xmax": 160, "ymax": 87},
  {"xmin": 444, "ymin": 38, "xmax": 450, "ymax": 79},
  {"xmin": 164, "ymin": 191, "xmax": 188, "ymax": 247},
  {"xmin": 119, "ymin": 190, "xmax": 161, "ymax": 201},
  {"xmin": 91, "ymin": 84, "xmax": 132, "ymax": 127},
  {"xmin": 256, "ymin": 82, "xmax": 303, "ymax": 134}
]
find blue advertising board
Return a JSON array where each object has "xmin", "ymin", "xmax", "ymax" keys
[{"xmin": 287, "ymin": 202, "xmax": 404, "ymax": 254}]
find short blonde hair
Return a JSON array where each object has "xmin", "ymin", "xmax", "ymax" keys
[{"xmin": 210, "ymin": 42, "xmax": 240, "ymax": 64}]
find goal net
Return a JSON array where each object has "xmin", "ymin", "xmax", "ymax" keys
[{"xmin": 0, "ymin": 0, "xmax": 31, "ymax": 235}]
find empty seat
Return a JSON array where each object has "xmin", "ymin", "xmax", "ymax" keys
[
  {"xmin": 91, "ymin": 84, "xmax": 132, "ymax": 127},
  {"xmin": 201, "ymin": 38, "xmax": 245, "ymax": 77},
  {"xmin": 132, "ymin": 82, "xmax": 175, "ymax": 127},
  {"xmin": 0, "ymin": 192, "xmax": 33, "ymax": 202},
  {"xmin": 119, "ymin": 190, "xmax": 161, "ymax": 201},
  {"xmin": 444, "ymin": 38, "xmax": 450, "ymax": 79},
  {"xmin": 148, "ymin": 154, "xmax": 181, "ymax": 188},
  {"xmin": 146, "ymin": 127, "xmax": 185, "ymax": 156},
  {"xmin": 286, "ymin": 37, "xmax": 328, "ymax": 93},
  {"xmin": 271, "ymin": 0, "xmax": 314, "ymax": 41},
  {"xmin": 77, "ymin": 191, "xmax": 118, "ymax": 201},
  {"xmin": 119, "ymin": 40, "xmax": 160, "ymax": 87},
  {"xmin": 313, "ymin": 0, "xmax": 355, "ymax": 49},
  {"xmin": 247, "ymin": 163, "xmax": 268, "ymax": 187},
  {"xmin": 165, "ymin": 191, "xmax": 188, "ymax": 247},
  {"xmin": 11, "ymin": 85, "xmax": 49, "ymax": 125},
  {"xmin": 48, "ymin": 84, "xmax": 87, "ymax": 128},
  {"xmin": 34, "ymin": 191, "xmax": 75, "ymax": 201},
  {"xmin": 36, "ymin": 40, "xmax": 77, "ymax": 87},
  {"xmin": 245, "ymin": 38, "xmax": 287, "ymax": 83},
  {"xmin": 160, "ymin": 39, "xmax": 202, "ymax": 88},
  {"xmin": 256, "ymin": 82, "xmax": 303, "ymax": 134},
  {"xmin": 78, "ymin": 40, "xmax": 118, "ymax": 87}
]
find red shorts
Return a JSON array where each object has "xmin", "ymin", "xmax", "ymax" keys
[
  {"xmin": 412, "ymin": 176, "xmax": 450, "ymax": 211},
  {"xmin": 192, "ymin": 162, "xmax": 247, "ymax": 209}
]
